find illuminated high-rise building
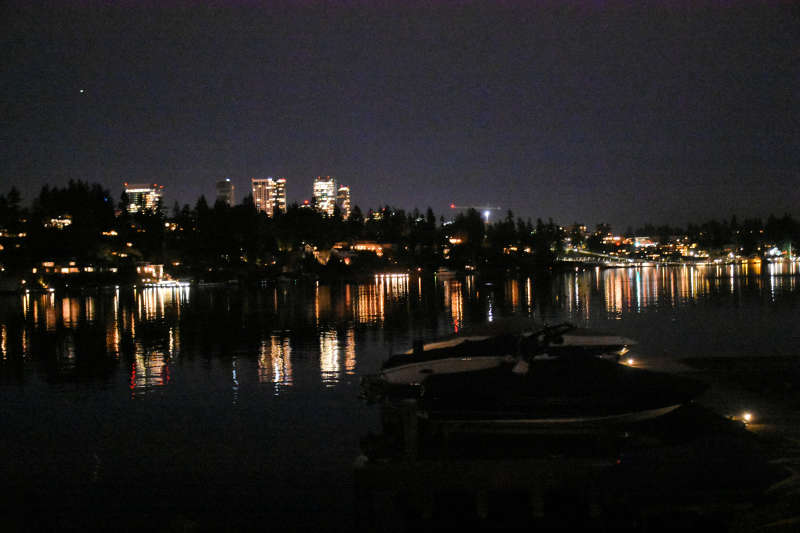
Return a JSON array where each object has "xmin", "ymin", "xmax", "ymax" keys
[
  {"xmin": 216, "ymin": 179, "xmax": 235, "ymax": 207},
  {"xmin": 272, "ymin": 178, "xmax": 287, "ymax": 215},
  {"xmin": 252, "ymin": 178, "xmax": 269, "ymax": 213},
  {"xmin": 336, "ymin": 185, "xmax": 351, "ymax": 219},
  {"xmin": 252, "ymin": 177, "xmax": 287, "ymax": 217},
  {"xmin": 124, "ymin": 183, "xmax": 164, "ymax": 214},
  {"xmin": 313, "ymin": 176, "xmax": 336, "ymax": 216}
]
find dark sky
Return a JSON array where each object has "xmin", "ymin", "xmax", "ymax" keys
[{"xmin": 3, "ymin": 1, "xmax": 798, "ymax": 230}]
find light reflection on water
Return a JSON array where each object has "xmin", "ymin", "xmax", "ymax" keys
[
  {"xmin": 0, "ymin": 265, "xmax": 798, "ymax": 389},
  {"xmin": 258, "ymin": 334, "xmax": 292, "ymax": 393},
  {"xmin": 0, "ymin": 265, "xmax": 797, "ymax": 530},
  {"xmin": 319, "ymin": 328, "xmax": 340, "ymax": 387},
  {"xmin": 319, "ymin": 327, "xmax": 359, "ymax": 387},
  {"xmin": 130, "ymin": 349, "xmax": 170, "ymax": 397},
  {"xmin": 444, "ymin": 280, "xmax": 464, "ymax": 332},
  {"xmin": 1, "ymin": 324, "xmax": 6, "ymax": 359}
]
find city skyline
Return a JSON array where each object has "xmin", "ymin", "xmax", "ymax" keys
[{"xmin": 3, "ymin": 2, "xmax": 797, "ymax": 230}]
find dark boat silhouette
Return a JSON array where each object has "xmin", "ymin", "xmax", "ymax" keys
[
  {"xmin": 380, "ymin": 320, "xmax": 636, "ymax": 386},
  {"xmin": 417, "ymin": 354, "xmax": 708, "ymax": 431}
]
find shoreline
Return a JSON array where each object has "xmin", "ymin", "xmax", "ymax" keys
[
  {"xmin": 3, "ymin": 256, "xmax": 798, "ymax": 295},
  {"xmin": 649, "ymin": 355, "xmax": 800, "ymax": 532}
]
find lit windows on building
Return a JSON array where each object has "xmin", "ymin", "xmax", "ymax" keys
[
  {"xmin": 252, "ymin": 177, "xmax": 287, "ymax": 217},
  {"xmin": 273, "ymin": 178, "xmax": 287, "ymax": 215},
  {"xmin": 124, "ymin": 183, "xmax": 164, "ymax": 214},
  {"xmin": 45, "ymin": 215, "xmax": 72, "ymax": 229},
  {"xmin": 252, "ymin": 178, "xmax": 269, "ymax": 213},
  {"xmin": 336, "ymin": 185, "xmax": 351, "ymax": 219},
  {"xmin": 313, "ymin": 176, "xmax": 336, "ymax": 216}
]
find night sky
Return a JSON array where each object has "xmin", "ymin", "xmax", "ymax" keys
[{"xmin": 3, "ymin": 1, "xmax": 798, "ymax": 230}]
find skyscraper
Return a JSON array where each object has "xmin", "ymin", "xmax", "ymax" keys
[
  {"xmin": 252, "ymin": 178, "xmax": 269, "ymax": 214},
  {"xmin": 313, "ymin": 176, "xmax": 336, "ymax": 216},
  {"xmin": 124, "ymin": 183, "xmax": 164, "ymax": 214},
  {"xmin": 252, "ymin": 177, "xmax": 287, "ymax": 217},
  {"xmin": 216, "ymin": 179, "xmax": 235, "ymax": 207},
  {"xmin": 336, "ymin": 185, "xmax": 351, "ymax": 219},
  {"xmin": 272, "ymin": 178, "xmax": 287, "ymax": 215}
]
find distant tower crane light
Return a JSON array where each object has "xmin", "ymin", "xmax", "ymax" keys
[{"xmin": 449, "ymin": 203, "xmax": 502, "ymax": 223}]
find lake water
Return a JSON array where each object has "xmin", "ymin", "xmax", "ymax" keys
[{"xmin": 1, "ymin": 263, "xmax": 798, "ymax": 531}]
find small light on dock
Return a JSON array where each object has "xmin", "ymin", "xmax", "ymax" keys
[
  {"xmin": 742, "ymin": 412, "xmax": 753, "ymax": 424},
  {"xmin": 626, "ymin": 358, "xmax": 635, "ymax": 366}
]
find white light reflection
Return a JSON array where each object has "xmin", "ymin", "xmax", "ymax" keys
[
  {"xmin": 525, "ymin": 277, "xmax": 533, "ymax": 313},
  {"xmin": 344, "ymin": 327, "xmax": 356, "ymax": 375},
  {"xmin": 353, "ymin": 274, "xmax": 408, "ymax": 325},
  {"xmin": 21, "ymin": 328, "xmax": 29, "ymax": 358},
  {"xmin": 317, "ymin": 326, "xmax": 358, "ymax": 383},
  {"xmin": 84, "ymin": 295, "xmax": 95, "ymax": 324},
  {"xmin": 319, "ymin": 328, "xmax": 340, "ymax": 386},
  {"xmin": 22, "ymin": 292, "xmax": 31, "ymax": 320},
  {"xmin": 258, "ymin": 335, "xmax": 293, "ymax": 394},
  {"xmin": 465, "ymin": 274, "xmax": 476, "ymax": 299},
  {"xmin": 769, "ymin": 265, "xmax": 776, "ymax": 303},
  {"xmin": 603, "ymin": 269, "xmax": 627, "ymax": 316},
  {"xmin": 574, "ymin": 274, "xmax": 579, "ymax": 314},
  {"xmin": 135, "ymin": 285, "xmax": 191, "ymax": 321},
  {"xmin": 635, "ymin": 270, "xmax": 642, "ymax": 312},
  {"xmin": 729, "ymin": 264, "xmax": 735, "ymax": 294},
  {"xmin": 1, "ymin": 324, "xmax": 6, "ymax": 359},
  {"xmin": 106, "ymin": 289, "xmax": 121, "ymax": 357},
  {"xmin": 232, "ymin": 356, "xmax": 239, "ymax": 405},
  {"xmin": 130, "ymin": 349, "xmax": 170, "ymax": 397},
  {"xmin": 376, "ymin": 273, "xmax": 409, "ymax": 302}
]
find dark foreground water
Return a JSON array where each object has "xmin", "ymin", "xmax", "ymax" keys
[{"xmin": 1, "ymin": 263, "xmax": 799, "ymax": 531}]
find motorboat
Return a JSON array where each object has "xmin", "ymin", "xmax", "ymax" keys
[
  {"xmin": 379, "ymin": 319, "xmax": 636, "ymax": 386},
  {"xmin": 380, "ymin": 333, "xmax": 521, "ymax": 386},
  {"xmin": 417, "ymin": 355, "xmax": 707, "ymax": 431}
]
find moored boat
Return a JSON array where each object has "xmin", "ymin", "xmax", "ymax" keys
[
  {"xmin": 417, "ymin": 355, "xmax": 708, "ymax": 431},
  {"xmin": 379, "ymin": 321, "xmax": 636, "ymax": 385}
]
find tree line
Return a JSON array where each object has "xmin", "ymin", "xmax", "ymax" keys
[
  {"xmin": 625, "ymin": 215, "xmax": 799, "ymax": 256},
  {"xmin": 0, "ymin": 181, "xmax": 798, "ymax": 282}
]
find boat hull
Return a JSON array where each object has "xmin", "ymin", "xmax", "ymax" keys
[
  {"xmin": 420, "ymin": 404, "xmax": 683, "ymax": 433},
  {"xmin": 418, "ymin": 357, "xmax": 707, "ymax": 429}
]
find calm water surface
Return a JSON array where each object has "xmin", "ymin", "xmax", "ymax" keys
[{"xmin": 1, "ymin": 263, "xmax": 798, "ymax": 530}]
